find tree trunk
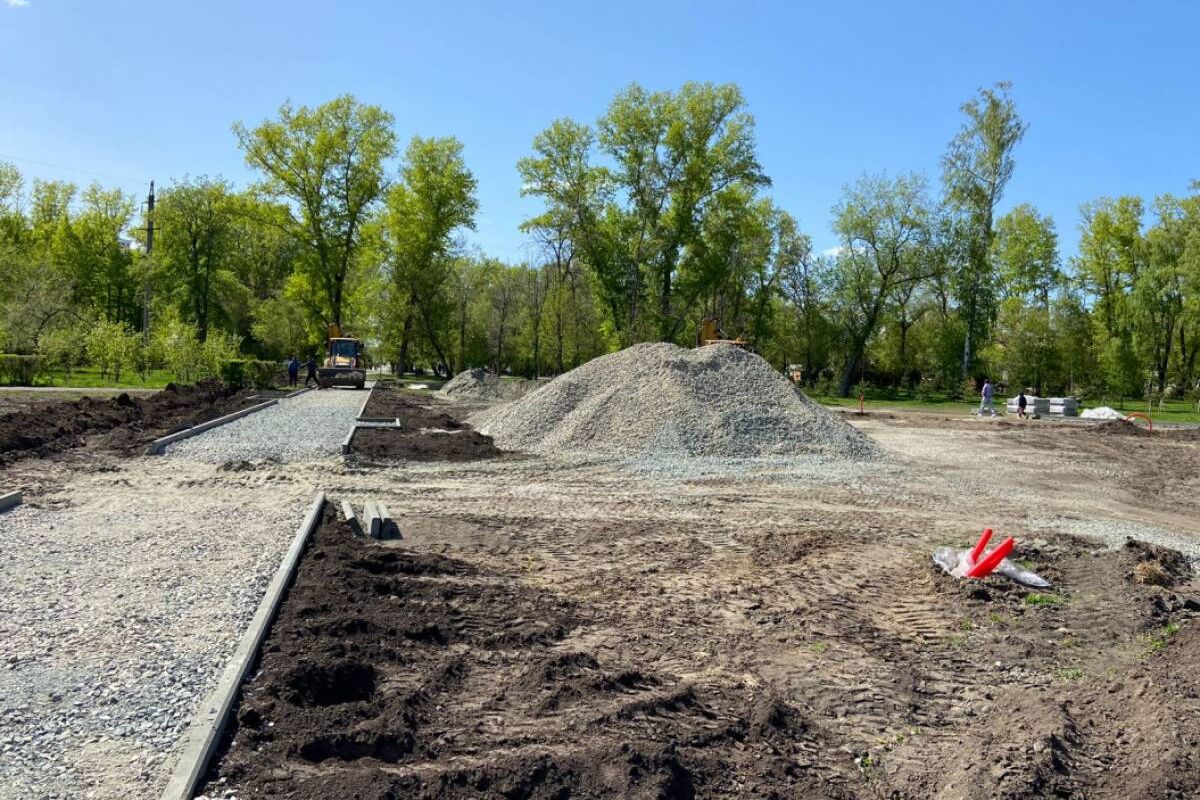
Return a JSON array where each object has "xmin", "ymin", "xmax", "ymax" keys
[
  {"xmin": 838, "ymin": 337, "xmax": 866, "ymax": 397},
  {"xmin": 397, "ymin": 311, "xmax": 413, "ymax": 376}
]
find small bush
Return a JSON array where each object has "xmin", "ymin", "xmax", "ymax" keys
[
  {"xmin": 0, "ymin": 354, "xmax": 42, "ymax": 385},
  {"xmin": 84, "ymin": 319, "xmax": 141, "ymax": 382},
  {"xmin": 219, "ymin": 359, "xmax": 247, "ymax": 389},
  {"xmin": 245, "ymin": 360, "xmax": 279, "ymax": 390}
]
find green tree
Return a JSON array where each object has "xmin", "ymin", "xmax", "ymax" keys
[
  {"xmin": 234, "ymin": 95, "xmax": 396, "ymax": 329},
  {"xmin": 830, "ymin": 173, "xmax": 933, "ymax": 396},
  {"xmin": 941, "ymin": 82, "xmax": 1027, "ymax": 378},
  {"xmin": 154, "ymin": 176, "xmax": 234, "ymax": 341},
  {"xmin": 384, "ymin": 136, "xmax": 478, "ymax": 372},
  {"xmin": 994, "ymin": 204, "xmax": 1060, "ymax": 307}
]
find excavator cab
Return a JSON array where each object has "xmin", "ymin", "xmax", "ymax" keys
[{"xmin": 318, "ymin": 325, "xmax": 367, "ymax": 389}]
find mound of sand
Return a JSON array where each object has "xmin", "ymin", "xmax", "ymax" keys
[
  {"xmin": 438, "ymin": 369, "xmax": 534, "ymax": 402},
  {"xmin": 471, "ymin": 343, "xmax": 881, "ymax": 460}
]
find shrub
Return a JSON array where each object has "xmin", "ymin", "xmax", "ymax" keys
[
  {"xmin": 199, "ymin": 331, "xmax": 242, "ymax": 379},
  {"xmin": 0, "ymin": 354, "xmax": 42, "ymax": 385},
  {"xmin": 152, "ymin": 313, "xmax": 202, "ymax": 383},
  {"xmin": 219, "ymin": 359, "xmax": 247, "ymax": 389},
  {"xmin": 245, "ymin": 359, "xmax": 279, "ymax": 390},
  {"xmin": 36, "ymin": 326, "xmax": 86, "ymax": 380},
  {"xmin": 84, "ymin": 319, "xmax": 141, "ymax": 382}
]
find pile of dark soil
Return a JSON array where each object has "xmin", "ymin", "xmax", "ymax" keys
[
  {"xmin": 201, "ymin": 507, "xmax": 835, "ymax": 798},
  {"xmin": 0, "ymin": 379, "xmax": 257, "ymax": 464},
  {"xmin": 1092, "ymin": 418, "xmax": 1154, "ymax": 437},
  {"xmin": 351, "ymin": 428, "xmax": 501, "ymax": 462},
  {"xmin": 353, "ymin": 384, "xmax": 502, "ymax": 462}
]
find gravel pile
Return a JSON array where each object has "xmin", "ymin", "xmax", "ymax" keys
[
  {"xmin": 438, "ymin": 369, "xmax": 534, "ymax": 402},
  {"xmin": 1081, "ymin": 406, "xmax": 1127, "ymax": 420},
  {"xmin": 472, "ymin": 343, "xmax": 881, "ymax": 460},
  {"xmin": 166, "ymin": 388, "xmax": 366, "ymax": 463}
]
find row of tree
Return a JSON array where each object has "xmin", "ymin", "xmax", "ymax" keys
[{"xmin": 0, "ymin": 83, "xmax": 1197, "ymax": 400}]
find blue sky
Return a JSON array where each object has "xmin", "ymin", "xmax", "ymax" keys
[{"xmin": 1, "ymin": 0, "xmax": 1197, "ymax": 260}]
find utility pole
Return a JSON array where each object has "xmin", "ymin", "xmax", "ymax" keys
[{"xmin": 143, "ymin": 180, "xmax": 155, "ymax": 345}]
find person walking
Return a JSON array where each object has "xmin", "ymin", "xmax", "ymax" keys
[
  {"xmin": 303, "ymin": 356, "xmax": 321, "ymax": 389},
  {"xmin": 1017, "ymin": 389, "xmax": 1029, "ymax": 419},
  {"xmin": 979, "ymin": 378, "xmax": 996, "ymax": 417},
  {"xmin": 286, "ymin": 355, "xmax": 300, "ymax": 388}
]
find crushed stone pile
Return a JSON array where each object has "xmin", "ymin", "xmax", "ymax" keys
[
  {"xmin": 438, "ymin": 368, "xmax": 534, "ymax": 402},
  {"xmin": 1081, "ymin": 406, "xmax": 1127, "ymax": 420},
  {"xmin": 471, "ymin": 342, "xmax": 882, "ymax": 460}
]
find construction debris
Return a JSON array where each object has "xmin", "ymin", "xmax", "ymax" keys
[
  {"xmin": 472, "ymin": 342, "xmax": 882, "ymax": 459},
  {"xmin": 933, "ymin": 528, "xmax": 1051, "ymax": 587}
]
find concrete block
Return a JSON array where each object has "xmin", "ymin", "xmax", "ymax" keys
[
  {"xmin": 0, "ymin": 490, "xmax": 22, "ymax": 513},
  {"xmin": 363, "ymin": 500, "xmax": 382, "ymax": 539}
]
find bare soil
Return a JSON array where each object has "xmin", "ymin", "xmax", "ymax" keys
[
  {"xmin": 0, "ymin": 379, "xmax": 258, "ymax": 466},
  {"xmin": 351, "ymin": 384, "xmax": 501, "ymax": 462},
  {"xmin": 199, "ymin": 409, "xmax": 1200, "ymax": 799}
]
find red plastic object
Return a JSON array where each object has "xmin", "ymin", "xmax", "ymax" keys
[
  {"xmin": 1126, "ymin": 412, "xmax": 1152, "ymax": 431},
  {"xmin": 970, "ymin": 528, "xmax": 993, "ymax": 565},
  {"xmin": 967, "ymin": 537, "xmax": 1014, "ymax": 579}
]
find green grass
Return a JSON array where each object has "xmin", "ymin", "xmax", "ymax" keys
[
  {"xmin": 1145, "ymin": 621, "xmax": 1182, "ymax": 654},
  {"xmin": 1024, "ymin": 593, "xmax": 1065, "ymax": 606}
]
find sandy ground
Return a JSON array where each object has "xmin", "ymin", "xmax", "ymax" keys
[{"xmin": 3, "ymin": 401, "xmax": 1200, "ymax": 798}]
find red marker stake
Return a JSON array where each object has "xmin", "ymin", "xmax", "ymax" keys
[
  {"xmin": 970, "ymin": 528, "xmax": 993, "ymax": 565},
  {"xmin": 967, "ymin": 537, "xmax": 1014, "ymax": 579}
]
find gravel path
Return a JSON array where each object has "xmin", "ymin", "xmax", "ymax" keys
[
  {"xmin": 165, "ymin": 387, "xmax": 367, "ymax": 463},
  {"xmin": 0, "ymin": 460, "xmax": 318, "ymax": 799}
]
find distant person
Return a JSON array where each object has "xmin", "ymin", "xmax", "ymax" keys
[
  {"xmin": 286, "ymin": 355, "xmax": 300, "ymax": 388},
  {"xmin": 1017, "ymin": 389, "xmax": 1029, "ymax": 419},
  {"xmin": 303, "ymin": 356, "xmax": 321, "ymax": 389},
  {"xmin": 979, "ymin": 378, "xmax": 996, "ymax": 417}
]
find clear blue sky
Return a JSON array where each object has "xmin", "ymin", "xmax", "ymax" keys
[{"xmin": 2, "ymin": 0, "xmax": 1197, "ymax": 260}]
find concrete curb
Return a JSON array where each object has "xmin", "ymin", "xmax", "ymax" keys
[
  {"xmin": 0, "ymin": 490, "xmax": 22, "ymax": 513},
  {"xmin": 146, "ymin": 400, "xmax": 278, "ymax": 455},
  {"xmin": 355, "ymin": 384, "xmax": 375, "ymax": 419},
  {"xmin": 159, "ymin": 491, "xmax": 327, "ymax": 800},
  {"xmin": 284, "ymin": 386, "xmax": 314, "ymax": 399}
]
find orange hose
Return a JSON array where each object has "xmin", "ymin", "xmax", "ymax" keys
[{"xmin": 1125, "ymin": 412, "xmax": 1152, "ymax": 431}]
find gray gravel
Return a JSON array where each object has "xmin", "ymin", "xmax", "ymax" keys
[
  {"xmin": 473, "ymin": 343, "xmax": 881, "ymax": 460},
  {"xmin": 438, "ymin": 368, "xmax": 536, "ymax": 402},
  {"xmin": 1028, "ymin": 516, "xmax": 1200, "ymax": 560},
  {"xmin": 0, "ymin": 475, "xmax": 312, "ymax": 800},
  {"xmin": 165, "ymin": 387, "xmax": 367, "ymax": 463}
]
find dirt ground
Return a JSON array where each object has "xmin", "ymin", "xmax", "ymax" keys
[
  {"xmin": 351, "ymin": 384, "xmax": 502, "ymax": 462},
  {"xmin": 0, "ymin": 379, "xmax": 261, "ymax": 466},
  {"xmin": 195, "ymin": 406, "xmax": 1200, "ymax": 800}
]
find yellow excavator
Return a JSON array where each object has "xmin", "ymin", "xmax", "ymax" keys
[
  {"xmin": 318, "ymin": 325, "xmax": 367, "ymax": 389},
  {"xmin": 697, "ymin": 317, "xmax": 749, "ymax": 349}
]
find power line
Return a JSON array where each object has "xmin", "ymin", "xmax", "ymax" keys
[{"xmin": 0, "ymin": 152, "xmax": 147, "ymax": 186}]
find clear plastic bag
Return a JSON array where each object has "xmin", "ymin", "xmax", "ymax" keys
[{"xmin": 932, "ymin": 546, "xmax": 1050, "ymax": 588}]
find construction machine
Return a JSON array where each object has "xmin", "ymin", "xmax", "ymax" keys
[
  {"xmin": 697, "ymin": 317, "xmax": 750, "ymax": 349},
  {"xmin": 319, "ymin": 325, "xmax": 367, "ymax": 389}
]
